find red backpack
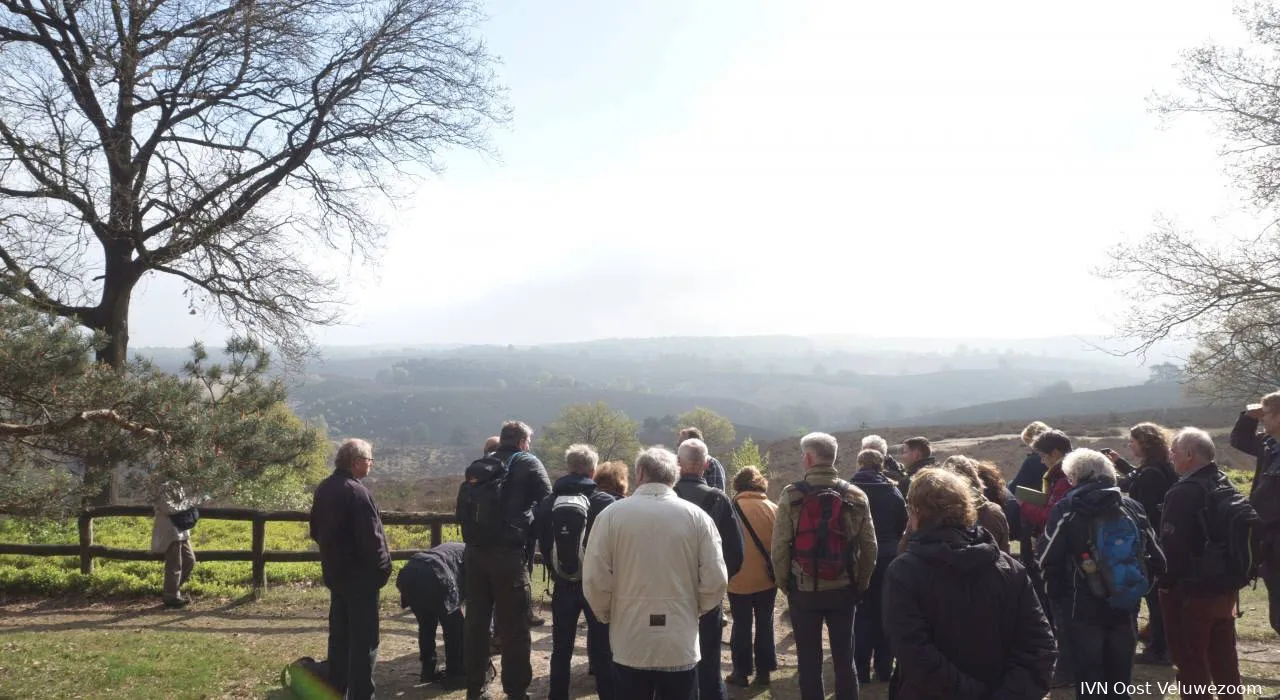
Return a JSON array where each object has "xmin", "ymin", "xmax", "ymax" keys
[{"xmin": 790, "ymin": 480, "xmax": 856, "ymax": 589}]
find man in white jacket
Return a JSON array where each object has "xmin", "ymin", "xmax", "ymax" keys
[{"xmin": 584, "ymin": 446, "xmax": 728, "ymax": 700}]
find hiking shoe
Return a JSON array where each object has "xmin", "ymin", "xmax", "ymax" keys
[
  {"xmin": 528, "ymin": 612, "xmax": 546, "ymax": 627},
  {"xmin": 162, "ymin": 597, "xmax": 189, "ymax": 609},
  {"xmin": 1134, "ymin": 649, "xmax": 1172, "ymax": 666},
  {"xmin": 726, "ymin": 673, "xmax": 750, "ymax": 688},
  {"xmin": 753, "ymin": 671, "xmax": 771, "ymax": 687}
]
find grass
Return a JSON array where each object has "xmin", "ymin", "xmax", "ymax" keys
[
  {"xmin": 0, "ymin": 514, "xmax": 468, "ymax": 599},
  {"xmin": 0, "ymin": 629, "xmax": 289, "ymax": 699}
]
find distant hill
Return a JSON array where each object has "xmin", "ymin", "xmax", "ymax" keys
[{"xmin": 893, "ymin": 382, "xmax": 1198, "ymax": 427}]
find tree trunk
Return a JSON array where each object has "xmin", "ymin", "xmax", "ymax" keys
[{"xmin": 83, "ymin": 257, "xmax": 141, "ymax": 506}]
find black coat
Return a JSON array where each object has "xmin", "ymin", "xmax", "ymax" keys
[
  {"xmin": 309, "ymin": 469, "xmax": 392, "ymax": 592},
  {"xmin": 535, "ymin": 474, "xmax": 616, "ymax": 583},
  {"xmin": 884, "ymin": 526, "xmax": 1056, "ymax": 700},
  {"xmin": 487, "ymin": 447, "xmax": 553, "ymax": 547},
  {"xmin": 1008, "ymin": 452, "xmax": 1047, "ymax": 494},
  {"xmin": 1114, "ymin": 457, "xmax": 1177, "ymax": 530},
  {"xmin": 1160, "ymin": 462, "xmax": 1235, "ymax": 594},
  {"xmin": 397, "ymin": 542, "xmax": 466, "ymax": 614},
  {"xmin": 1231, "ymin": 412, "xmax": 1280, "ymax": 563},
  {"xmin": 1037, "ymin": 478, "xmax": 1164, "ymax": 624},
  {"xmin": 675, "ymin": 474, "xmax": 745, "ymax": 580},
  {"xmin": 896, "ymin": 456, "xmax": 936, "ymax": 498},
  {"xmin": 850, "ymin": 468, "xmax": 908, "ymax": 556}
]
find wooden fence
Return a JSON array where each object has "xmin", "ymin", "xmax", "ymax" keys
[{"xmin": 0, "ymin": 505, "xmax": 459, "ymax": 593}]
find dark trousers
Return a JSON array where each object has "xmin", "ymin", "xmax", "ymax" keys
[
  {"xmin": 1144, "ymin": 588, "xmax": 1168, "ymax": 655},
  {"xmin": 697, "ymin": 608, "xmax": 727, "ymax": 700},
  {"xmin": 789, "ymin": 588, "xmax": 858, "ymax": 700},
  {"xmin": 327, "ymin": 586, "xmax": 380, "ymax": 700},
  {"xmin": 1160, "ymin": 589, "xmax": 1242, "ymax": 700},
  {"xmin": 464, "ymin": 545, "xmax": 533, "ymax": 697},
  {"xmin": 854, "ymin": 556, "xmax": 893, "ymax": 682},
  {"xmin": 1263, "ymin": 560, "xmax": 1280, "ymax": 636},
  {"xmin": 409, "ymin": 601, "xmax": 464, "ymax": 676},
  {"xmin": 1049, "ymin": 599, "xmax": 1076, "ymax": 681},
  {"xmin": 1066, "ymin": 617, "xmax": 1137, "ymax": 699},
  {"xmin": 614, "ymin": 663, "xmax": 697, "ymax": 700},
  {"xmin": 550, "ymin": 580, "xmax": 616, "ymax": 700},
  {"xmin": 728, "ymin": 589, "xmax": 777, "ymax": 678}
]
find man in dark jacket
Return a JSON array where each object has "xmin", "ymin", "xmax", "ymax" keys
[
  {"xmin": 1039, "ymin": 449, "xmax": 1165, "ymax": 698},
  {"xmin": 676, "ymin": 437, "xmax": 744, "ymax": 700},
  {"xmin": 679, "ymin": 426, "xmax": 728, "ymax": 491},
  {"xmin": 885, "ymin": 468, "xmax": 1056, "ymax": 700},
  {"xmin": 1160, "ymin": 428, "xmax": 1244, "ymax": 700},
  {"xmin": 1229, "ymin": 392, "xmax": 1280, "ymax": 638},
  {"xmin": 896, "ymin": 436, "xmax": 935, "ymax": 497},
  {"xmin": 309, "ymin": 438, "xmax": 392, "ymax": 700},
  {"xmin": 535, "ymin": 444, "xmax": 617, "ymax": 700},
  {"xmin": 849, "ymin": 449, "xmax": 907, "ymax": 684},
  {"xmin": 461, "ymin": 421, "xmax": 552, "ymax": 700},
  {"xmin": 397, "ymin": 542, "xmax": 467, "ymax": 686}
]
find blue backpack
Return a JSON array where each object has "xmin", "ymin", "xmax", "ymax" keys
[{"xmin": 1084, "ymin": 500, "xmax": 1150, "ymax": 611}]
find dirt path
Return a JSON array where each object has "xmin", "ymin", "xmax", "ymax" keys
[{"xmin": 1, "ymin": 595, "xmax": 1277, "ymax": 699}]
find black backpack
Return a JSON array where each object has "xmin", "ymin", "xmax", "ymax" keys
[
  {"xmin": 456, "ymin": 452, "xmax": 520, "ymax": 546},
  {"xmin": 168, "ymin": 507, "xmax": 199, "ymax": 532},
  {"xmin": 548, "ymin": 493, "xmax": 591, "ymax": 581},
  {"xmin": 1191, "ymin": 471, "xmax": 1262, "ymax": 592}
]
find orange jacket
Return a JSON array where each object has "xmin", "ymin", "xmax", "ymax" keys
[{"xmin": 729, "ymin": 491, "xmax": 778, "ymax": 595}]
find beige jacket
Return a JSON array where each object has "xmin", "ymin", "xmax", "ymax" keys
[
  {"xmin": 583, "ymin": 482, "xmax": 727, "ymax": 670},
  {"xmin": 149, "ymin": 481, "xmax": 202, "ymax": 553},
  {"xmin": 771, "ymin": 463, "xmax": 877, "ymax": 594}
]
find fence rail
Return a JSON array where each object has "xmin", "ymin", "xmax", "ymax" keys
[{"xmin": 0, "ymin": 505, "xmax": 460, "ymax": 593}]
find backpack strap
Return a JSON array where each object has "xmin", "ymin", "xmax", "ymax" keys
[{"xmin": 734, "ymin": 500, "xmax": 775, "ymax": 582}]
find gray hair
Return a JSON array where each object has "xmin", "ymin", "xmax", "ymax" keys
[
  {"xmin": 635, "ymin": 446, "xmax": 679, "ymax": 486},
  {"xmin": 565, "ymin": 444, "xmax": 599, "ymax": 476},
  {"xmin": 860, "ymin": 435, "xmax": 888, "ymax": 456},
  {"xmin": 1062, "ymin": 449, "xmax": 1117, "ymax": 486},
  {"xmin": 1173, "ymin": 427, "xmax": 1216, "ymax": 463},
  {"xmin": 335, "ymin": 438, "xmax": 373, "ymax": 471},
  {"xmin": 677, "ymin": 438, "xmax": 709, "ymax": 472},
  {"xmin": 800, "ymin": 432, "xmax": 838, "ymax": 464}
]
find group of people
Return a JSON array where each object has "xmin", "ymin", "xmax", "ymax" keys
[{"xmin": 301, "ymin": 390, "xmax": 1280, "ymax": 700}]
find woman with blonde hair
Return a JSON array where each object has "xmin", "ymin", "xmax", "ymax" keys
[
  {"xmin": 725, "ymin": 466, "xmax": 778, "ymax": 688},
  {"xmin": 885, "ymin": 469, "xmax": 1056, "ymax": 699}
]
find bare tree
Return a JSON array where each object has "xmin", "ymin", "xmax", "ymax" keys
[
  {"xmin": 1103, "ymin": 3, "xmax": 1280, "ymax": 401},
  {"xmin": 0, "ymin": 0, "xmax": 507, "ymax": 368}
]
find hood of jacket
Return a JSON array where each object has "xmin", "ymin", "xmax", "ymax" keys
[
  {"xmin": 851, "ymin": 468, "xmax": 891, "ymax": 487},
  {"xmin": 553, "ymin": 473, "xmax": 599, "ymax": 496},
  {"xmin": 1060, "ymin": 478, "xmax": 1122, "ymax": 517},
  {"xmin": 907, "ymin": 525, "xmax": 1001, "ymax": 575}
]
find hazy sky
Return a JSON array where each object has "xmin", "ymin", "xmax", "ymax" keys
[{"xmin": 131, "ymin": 0, "xmax": 1259, "ymax": 349}]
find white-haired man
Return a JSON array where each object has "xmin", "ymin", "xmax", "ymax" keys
[
  {"xmin": 1038, "ymin": 449, "xmax": 1163, "ymax": 699},
  {"xmin": 675, "ymin": 438, "xmax": 744, "ymax": 700},
  {"xmin": 309, "ymin": 438, "xmax": 391, "ymax": 700},
  {"xmin": 536, "ymin": 444, "xmax": 618, "ymax": 700},
  {"xmin": 1160, "ymin": 428, "xmax": 1246, "ymax": 700},
  {"xmin": 771, "ymin": 432, "xmax": 876, "ymax": 700},
  {"xmin": 860, "ymin": 434, "xmax": 905, "ymax": 483},
  {"xmin": 1230, "ymin": 390, "xmax": 1280, "ymax": 640},
  {"xmin": 584, "ymin": 446, "xmax": 728, "ymax": 700}
]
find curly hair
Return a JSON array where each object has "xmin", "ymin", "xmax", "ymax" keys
[
  {"xmin": 973, "ymin": 460, "xmax": 1007, "ymax": 505},
  {"xmin": 856, "ymin": 449, "xmax": 885, "ymax": 472},
  {"xmin": 907, "ymin": 468, "xmax": 977, "ymax": 530},
  {"xmin": 938, "ymin": 455, "xmax": 986, "ymax": 500},
  {"xmin": 733, "ymin": 466, "xmax": 768, "ymax": 494},
  {"xmin": 594, "ymin": 460, "xmax": 630, "ymax": 498},
  {"xmin": 1021, "ymin": 421, "xmax": 1051, "ymax": 447},
  {"xmin": 1129, "ymin": 422, "xmax": 1171, "ymax": 465}
]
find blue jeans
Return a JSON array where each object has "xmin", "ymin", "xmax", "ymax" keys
[
  {"xmin": 698, "ymin": 608, "xmax": 728, "ymax": 700},
  {"xmin": 550, "ymin": 580, "xmax": 615, "ymax": 700},
  {"xmin": 854, "ymin": 555, "xmax": 893, "ymax": 682},
  {"xmin": 728, "ymin": 589, "xmax": 777, "ymax": 677},
  {"xmin": 790, "ymin": 588, "xmax": 858, "ymax": 700},
  {"xmin": 614, "ymin": 663, "xmax": 696, "ymax": 700}
]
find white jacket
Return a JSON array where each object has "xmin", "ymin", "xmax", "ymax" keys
[{"xmin": 583, "ymin": 482, "xmax": 727, "ymax": 670}]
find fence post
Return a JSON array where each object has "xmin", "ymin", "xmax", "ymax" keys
[
  {"xmin": 251, "ymin": 517, "xmax": 266, "ymax": 595},
  {"xmin": 78, "ymin": 513, "xmax": 93, "ymax": 575},
  {"xmin": 430, "ymin": 522, "xmax": 443, "ymax": 548}
]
